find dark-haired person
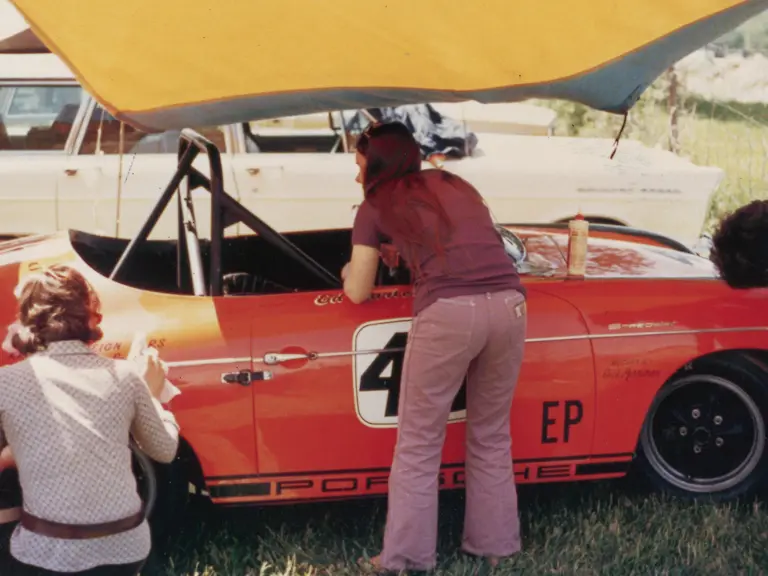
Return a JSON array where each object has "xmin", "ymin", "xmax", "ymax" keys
[
  {"xmin": 0, "ymin": 264, "xmax": 179, "ymax": 575},
  {"xmin": 342, "ymin": 121, "xmax": 527, "ymax": 573},
  {"xmin": 710, "ymin": 199, "xmax": 768, "ymax": 288}
]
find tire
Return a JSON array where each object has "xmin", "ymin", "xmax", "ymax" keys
[
  {"xmin": 636, "ymin": 355, "xmax": 768, "ymax": 501},
  {"xmin": 0, "ymin": 443, "xmax": 185, "ymax": 541},
  {"xmin": 130, "ymin": 442, "xmax": 158, "ymax": 515},
  {"xmin": 130, "ymin": 442, "xmax": 189, "ymax": 542}
]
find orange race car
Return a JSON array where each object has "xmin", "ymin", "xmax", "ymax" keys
[{"xmin": 0, "ymin": 131, "xmax": 767, "ymax": 536}]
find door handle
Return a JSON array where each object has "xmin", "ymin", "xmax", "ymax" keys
[
  {"xmin": 64, "ymin": 168, "xmax": 78, "ymax": 176},
  {"xmin": 263, "ymin": 351, "xmax": 317, "ymax": 365},
  {"xmin": 246, "ymin": 167, "xmax": 260, "ymax": 176},
  {"xmin": 221, "ymin": 369, "xmax": 272, "ymax": 385}
]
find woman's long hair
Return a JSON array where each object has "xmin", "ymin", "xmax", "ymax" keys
[{"xmin": 356, "ymin": 121, "xmax": 484, "ymax": 274}]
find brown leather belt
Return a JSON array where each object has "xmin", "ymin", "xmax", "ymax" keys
[{"xmin": 19, "ymin": 507, "xmax": 145, "ymax": 540}]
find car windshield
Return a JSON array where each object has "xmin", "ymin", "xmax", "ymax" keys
[{"xmin": 497, "ymin": 226, "xmax": 558, "ymax": 277}]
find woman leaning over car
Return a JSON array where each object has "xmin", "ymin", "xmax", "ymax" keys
[
  {"xmin": 342, "ymin": 121, "xmax": 528, "ymax": 573},
  {"xmin": 0, "ymin": 264, "xmax": 179, "ymax": 576}
]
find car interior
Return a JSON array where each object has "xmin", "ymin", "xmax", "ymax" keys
[{"xmin": 71, "ymin": 226, "xmax": 413, "ymax": 296}]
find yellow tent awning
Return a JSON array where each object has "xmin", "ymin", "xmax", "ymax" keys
[{"xmin": 8, "ymin": 0, "xmax": 768, "ymax": 132}]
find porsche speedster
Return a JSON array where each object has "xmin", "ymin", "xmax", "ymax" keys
[{"xmin": 0, "ymin": 131, "xmax": 766, "ymax": 535}]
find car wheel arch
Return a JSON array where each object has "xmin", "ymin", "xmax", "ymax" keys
[
  {"xmin": 134, "ymin": 434, "xmax": 206, "ymax": 542},
  {"xmin": 632, "ymin": 348, "xmax": 768, "ymax": 501},
  {"xmin": 629, "ymin": 348, "xmax": 768, "ymax": 450}
]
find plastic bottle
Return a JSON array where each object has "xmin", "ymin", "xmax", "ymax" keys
[{"xmin": 566, "ymin": 213, "xmax": 589, "ymax": 278}]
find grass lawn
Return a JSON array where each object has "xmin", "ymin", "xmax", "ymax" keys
[{"xmin": 143, "ymin": 476, "xmax": 768, "ymax": 575}]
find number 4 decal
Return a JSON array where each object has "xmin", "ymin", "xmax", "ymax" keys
[{"xmin": 353, "ymin": 319, "xmax": 467, "ymax": 428}]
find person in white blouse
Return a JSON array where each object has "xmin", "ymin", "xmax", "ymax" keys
[{"xmin": 0, "ymin": 264, "xmax": 179, "ymax": 575}]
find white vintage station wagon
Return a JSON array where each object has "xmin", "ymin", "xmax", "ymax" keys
[{"xmin": 0, "ymin": 52, "xmax": 724, "ymax": 246}]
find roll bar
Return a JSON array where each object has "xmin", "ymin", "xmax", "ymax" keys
[{"xmin": 109, "ymin": 129, "xmax": 341, "ymax": 295}]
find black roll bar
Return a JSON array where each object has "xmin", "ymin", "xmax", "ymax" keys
[
  {"xmin": 110, "ymin": 142, "xmax": 199, "ymax": 282},
  {"xmin": 109, "ymin": 129, "xmax": 341, "ymax": 295},
  {"xmin": 183, "ymin": 164, "xmax": 340, "ymax": 293}
]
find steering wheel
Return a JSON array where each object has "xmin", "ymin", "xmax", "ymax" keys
[
  {"xmin": 222, "ymin": 272, "xmax": 294, "ymax": 295},
  {"xmin": 375, "ymin": 245, "xmax": 411, "ymax": 286},
  {"xmin": 496, "ymin": 225, "xmax": 526, "ymax": 265}
]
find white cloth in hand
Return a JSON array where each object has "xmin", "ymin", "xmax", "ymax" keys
[{"xmin": 127, "ymin": 333, "xmax": 181, "ymax": 404}]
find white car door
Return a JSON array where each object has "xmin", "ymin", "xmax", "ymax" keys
[
  {"xmin": 57, "ymin": 101, "xmax": 239, "ymax": 240},
  {"xmin": 229, "ymin": 120, "xmax": 364, "ymax": 233},
  {"xmin": 0, "ymin": 83, "xmax": 85, "ymax": 238}
]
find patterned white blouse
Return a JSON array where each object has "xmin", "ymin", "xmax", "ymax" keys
[{"xmin": 0, "ymin": 340, "xmax": 180, "ymax": 572}]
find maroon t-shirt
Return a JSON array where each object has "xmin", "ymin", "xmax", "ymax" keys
[{"xmin": 351, "ymin": 169, "xmax": 526, "ymax": 315}]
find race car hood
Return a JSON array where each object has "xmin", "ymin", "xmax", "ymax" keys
[
  {"xmin": 0, "ymin": 232, "xmax": 64, "ymax": 264},
  {"xmin": 513, "ymin": 228, "xmax": 718, "ymax": 280}
]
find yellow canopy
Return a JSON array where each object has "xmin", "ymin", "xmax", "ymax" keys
[{"xmin": 8, "ymin": 0, "xmax": 768, "ymax": 132}]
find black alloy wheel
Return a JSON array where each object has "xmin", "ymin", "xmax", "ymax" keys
[{"xmin": 638, "ymin": 356, "xmax": 768, "ymax": 500}]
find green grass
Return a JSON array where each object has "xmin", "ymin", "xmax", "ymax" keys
[
  {"xmin": 141, "ymin": 478, "xmax": 768, "ymax": 575},
  {"xmin": 634, "ymin": 102, "xmax": 768, "ymax": 234}
]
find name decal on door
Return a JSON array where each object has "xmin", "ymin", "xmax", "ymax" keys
[{"xmin": 315, "ymin": 289, "xmax": 413, "ymax": 307}]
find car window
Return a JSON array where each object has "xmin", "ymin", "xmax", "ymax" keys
[
  {"xmin": 243, "ymin": 111, "xmax": 348, "ymax": 153},
  {"xmin": 78, "ymin": 104, "xmax": 228, "ymax": 155},
  {"xmin": 0, "ymin": 85, "xmax": 83, "ymax": 152}
]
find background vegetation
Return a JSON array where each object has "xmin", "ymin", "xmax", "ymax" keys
[{"xmin": 533, "ymin": 69, "xmax": 768, "ymax": 236}]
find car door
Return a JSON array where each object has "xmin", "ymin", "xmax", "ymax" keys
[
  {"xmin": 57, "ymin": 101, "xmax": 240, "ymax": 240},
  {"xmin": 229, "ymin": 120, "xmax": 364, "ymax": 233},
  {"xmin": 247, "ymin": 280, "xmax": 595, "ymax": 503},
  {"xmin": 0, "ymin": 83, "xmax": 85, "ymax": 237}
]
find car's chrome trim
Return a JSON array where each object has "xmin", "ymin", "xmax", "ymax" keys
[
  {"xmin": 527, "ymin": 326, "xmax": 768, "ymax": 343},
  {"xmin": 164, "ymin": 327, "xmax": 768, "ymax": 369},
  {"xmin": 166, "ymin": 357, "xmax": 250, "ymax": 368},
  {"xmin": 339, "ymin": 326, "xmax": 768, "ymax": 359}
]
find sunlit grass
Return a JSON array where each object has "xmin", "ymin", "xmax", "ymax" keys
[{"xmin": 142, "ymin": 478, "xmax": 768, "ymax": 575}]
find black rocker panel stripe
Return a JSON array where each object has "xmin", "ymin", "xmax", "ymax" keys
[{"xmin": 207, "ymin": 453, "xmax": 634, "ymax": 499}]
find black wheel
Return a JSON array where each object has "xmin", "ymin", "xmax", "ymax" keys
[
  {"xmin": 637, "ymin": 356, "xmax": 768, "ymax": 500},
  {"xmin": 130, "ymin": 441, "xmax": 158, "ymax": 517},
  {"xmin": 0, "ymin": 442, "xmax": 185, "ymax": 540},
  {"xmin": 130, "ymin": 441, "xmax": 189, "ymax": 542}
]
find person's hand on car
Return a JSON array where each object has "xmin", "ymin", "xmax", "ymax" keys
[{"xmin": 138, "ymin": 349, "xmax": 166, "ymax": 400}]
